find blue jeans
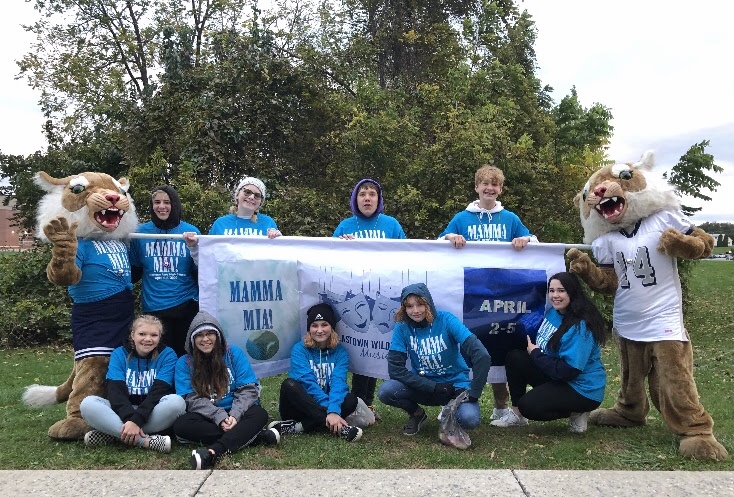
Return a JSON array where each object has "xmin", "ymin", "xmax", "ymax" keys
[
  {"xmin": 80, "ymin": 394, "xmax": 186, "ymax": 441},
  {"xmin": 377, "ymin": 379, "xmax": 481, "ymax": 429}
]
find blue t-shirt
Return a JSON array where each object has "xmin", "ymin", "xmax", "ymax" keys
[
  {"xmin": 389, "ymin": 311, "xmax": 473, "ymax": 390},
  {"xmin": 128, "ymin": 221, "xmax": 200, "ymax": 312},
  {"xmin": 209, "ymin": 213, "xmax": 278, "ymax": 236},
  {"xmin": 69, "ymin": 239, "xmax": 132, "ymax": 303},
  {"xmin": 535, "ymin": 308, "xmax": 606, "ymax": 402},
  {"xmin": 174, "ymin": 345, "xmax": 258, "ymax": 410},
  {"xmin": 439, "ymin": 208, "xmax": 531, "ymax": 242},
  {"xmin": 333, "ymin": 213, "xmax": 406, "ymax": 239},
  {"xmin": 106, "ymin": 345, "xmax": 178, "ymax": 396},
  {"xmin": 289, "ymin": 341, "xmax": 350, "ymax": 414}
]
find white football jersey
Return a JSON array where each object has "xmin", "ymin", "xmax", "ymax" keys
[{"xmin": 592, "ymin": 210, "xmax": 693, "ymax": 342}]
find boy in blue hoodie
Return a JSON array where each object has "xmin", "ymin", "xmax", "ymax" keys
[
  {"xmin": 439, "ymin": 164, "xmax": 538, "ymax": 422},
  {"xmin": 333, "ymin": 179, "xmax": 406, "ymax": 419}
]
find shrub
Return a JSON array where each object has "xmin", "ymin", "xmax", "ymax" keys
[{"xmin": 0, "ymin": 247, "xmax": 72, "ymax": 346}]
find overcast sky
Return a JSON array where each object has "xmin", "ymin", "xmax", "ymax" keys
[{"xmin": 1, "ymin": 0, "xmax": 732, "ymax": 222}]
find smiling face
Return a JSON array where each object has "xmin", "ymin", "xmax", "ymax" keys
[
  {"xmin": 151, "ymin": 190, "xmax": 171, "ymax": 221},
  {"xmin": 403, "ymin": 295, "xmax": 427, "ymax": 322},
  {"xmin": 308, "ymin": 320, "xmax": 333, "ymax": 347},
  {"xmin": 236, "ymin": 184, "xmax": 263, "ymax": 214},
  {"xmin": 548, "ymin": 278, "xmax": 570, "ymax": 314},
  {"xmin": 474, "ymin": 179, "xmax": 503, "ymax": 209},
  {"xmin": 194, "ymin": 329, "xmax": 218, "ymax": 355},
  {"xmin": 356, "ymin": 184, "xmax": 379, "ymax": 217},
  {"xmin": 131, "ymin": 322, "xmax": 161, "ymax": 356}
]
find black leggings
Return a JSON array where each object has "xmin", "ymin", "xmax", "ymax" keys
[
  {"xmin": 278, "ymin": 378, "xmax": 358, "ymax": 432},
  {"xmin": 173, "ymin": 404, "xmax": 268, "ymax": 454},
  {"xmin": 506, "ymin": 349, "xmax": 600, "ymax": 421}
]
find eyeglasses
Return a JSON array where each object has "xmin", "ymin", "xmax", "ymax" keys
[{"xmin": 240, "ymin": 188, "xmax": 263, "ymax": 200}]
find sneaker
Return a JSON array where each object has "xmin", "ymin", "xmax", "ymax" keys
[
  {"xmin": 190, "ymin": 448, "xmax": 215, "ymax": 470},
  {"xmin": 146, "ymin": 435, "xmax": 171, "ymax": 453},
  {"xmin": 268, "ymin": 420, "xmax": 302, "ymax": 436},
  {"xmin": 339, "ymin": 425, "xmax": 363, "ymax": 442},
  {"xmin": 490, "ymin": 409, "xmax": 529, "ymax": 427},
  {"xmin": 402, "ymin": 410, "xmax": 428, "ymax": 436},
  {"xmin": 84, "ymin": 430, "xmax": 116, "ymax": 448},
  {"xmin": 368, "ymin": 405, "xmax": 382, "ymax": 422},
  {"xmin": 490, "ymin": 407, "xmax": 512, "ymax": 421},
  {"xmin": 569, "ymin": 411, "xmax": 590, "ymax": 433},
  {"xmin": 256, "ymin": 427, "xmax": 281, "ymax": 446}
]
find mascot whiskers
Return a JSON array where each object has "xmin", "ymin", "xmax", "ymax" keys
[
  {"xmin": 566, "ymin": 151, "xmax": 728, "ymax": 461},
  {"xmin": 23, "ymin": 171, "xmax": 138, "ymax": 440}
]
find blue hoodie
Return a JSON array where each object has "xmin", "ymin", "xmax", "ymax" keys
[
  {"xmin": 332, "ymin": 178, "xmax": 406, "ymax": 239},
  {"xmin": 289, "ymin": 340, "xmax": 351, "ymax": 415},
  {"xmin": 387, "ymin": 283, "xmax": 491, "ymax": 399}
]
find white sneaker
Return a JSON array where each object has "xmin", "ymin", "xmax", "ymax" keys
[
  {"xmin": 490, "ymin": 407, "xmax": 512, "ymax": 421},
  {"xmin": 490, "ymin": 409, "xmax": 528, "ymax": 427},
  {"xmin": 569, "ymin": 411, "xmax": 590, "ymax": 433}
]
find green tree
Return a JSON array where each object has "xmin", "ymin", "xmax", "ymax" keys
[{"xmin": 665, "ymin": 140, "xmax": 722, "ymax": 217}]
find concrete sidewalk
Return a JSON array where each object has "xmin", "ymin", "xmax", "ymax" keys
[{"xmin": 1, "ymin": 469, "xmax": 733, "ymax": 496}]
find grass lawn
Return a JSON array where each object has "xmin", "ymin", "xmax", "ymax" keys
[{"xmin": 1, "ymin": 261, "xmax": 732, "ymax": 470}]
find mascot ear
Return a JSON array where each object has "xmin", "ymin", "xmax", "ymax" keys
[
  {"xmin": 34, "ymin": 171, "xmax": 70, "ymax": 192},
  {"xmin": 118, "ymin": 177, "xmax": 130, "ymax": 193},
  {"xmin": 632, "ymin": 150, "xmax": 655, "ymax": 171},
  {"xmin": 573, "ymin": 192, "xmax": 581, "ymax": 208}
]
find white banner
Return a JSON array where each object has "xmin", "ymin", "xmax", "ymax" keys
[{"xmin": 198, "ymin": 236, "xmax": 567, "ymax": 378}]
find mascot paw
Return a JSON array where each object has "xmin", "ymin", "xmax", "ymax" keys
[
  {"xmin": 679, "ymin": 434, "xmax": 729, "ymax": 461},
  {"xmin": 589, "ymin": 408, "xmax": 645, "ymax": 428},
  {"xmin": 47, "ymin": 417, "xmax": 90, "ymax": 441},
  {"xmin": 43, "ymin": 216, "xmax": 79, "ymax": 246},
  {"xmin": 566, "ymin": 248, "xmax": 591, "ymax": 275}
]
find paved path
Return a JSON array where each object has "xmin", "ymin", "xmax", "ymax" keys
[{"xmin": 1, "ymin": 469, "xmax": 733, "ymax": 496}]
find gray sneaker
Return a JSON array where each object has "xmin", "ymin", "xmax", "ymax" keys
[
  {"xmin": 403, "ymin": 410, "xmax": 428, "ymax": 436},
  {"xmin": 569, "ymin": 411, "xmax": 590, "ymax": 433},
  {"xmin": 490, "ymin": 407, "xmax": 512, "ymax": 421},
  {"xmin": 490, "ymin": 409, "xmax": 529, "ymax": 427}
]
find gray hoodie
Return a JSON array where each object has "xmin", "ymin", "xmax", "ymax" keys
[{"xmin": 182, "ymin": 311, "xmax": 259, "ymax": 424}]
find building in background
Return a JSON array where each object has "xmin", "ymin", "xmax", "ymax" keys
[{"xmin": 0, "ymin": 196, "xmax": 33, "ymax": 249}]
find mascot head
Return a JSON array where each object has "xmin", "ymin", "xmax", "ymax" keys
[
  {"xmin": 576, "ymin": 151, "xmax": 681, "ymax": 244},
  {"xmin": 34, "ymin": 171, "xmax": 138, "ymax": 241}
]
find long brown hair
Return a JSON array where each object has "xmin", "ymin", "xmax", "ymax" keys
[{"xmin": 190, "ymin": 332, "xmax": 230, "ymax": 401}]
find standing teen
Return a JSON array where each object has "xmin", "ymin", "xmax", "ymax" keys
[
  {"xmin": 378, "ymin": 283, "xmax": 491, "ymax": 437},
  {"xmin": 80, "ymin": 315, "xmax": 185, "ymax": 452},
  {"xmin": 129, "ymin": 185, "xmax": 200, "ymax": 356},
  {"xmin": 333, "ymin": 178, "xmax": 406, "ymax": 420},
  {"xmin": 491, "ymin": 272, "xmax": 607, "ymax": 433},
  {"xmin": 269, "ymin": 303, "xmax": 363, "ymax": 442},
  {"xmin": 439, "ymin": 164, "xmax": 538, "ymax": 422},
  {"xmin": 173, "ymin": 311, "xmax": 279, "ymax": 470}
]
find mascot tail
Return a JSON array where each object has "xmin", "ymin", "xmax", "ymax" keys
[
  {"xmin": 22, "ymin": 367, "xmax": 75, "ymax": 407},
  {"xmin": 22, "ymin": 384, "xmax": 61, "ymax": 407}
]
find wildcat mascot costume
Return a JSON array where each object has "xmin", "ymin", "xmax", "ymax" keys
[
  {"xmin": 23, "ymin": 171, "xmax": 138, "ymax": 440},
  {"xmin": 566, "ymin": 151, "xmax": 728, "ymax": 461}
]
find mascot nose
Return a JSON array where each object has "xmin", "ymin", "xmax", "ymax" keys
[
  {"xmin": 105, "ymin": 193, "xmax": 120, "ymax": 205},
  {"xmin": 593, "ymin": 186, "xmax": 607, "ymax": 197}
]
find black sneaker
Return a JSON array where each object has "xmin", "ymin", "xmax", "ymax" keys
[
  {"xmin": 268, "ymin": 420, "xmax": 302, "ymax": 436},
  {"xmin": 190, "ymin": 448, "xmax": 215, "ymax": 470},
  {"xmin": 339, "ymin": 425, "xmax": 363, "ymax": 442},
  {"xmin": 256, "ymin": 427, "xmax": 281, "ymax": 446},
  {"xmin": 403, "ymin": 410, "xmax": 428, "ymax": 436},
  {"xmin": 84, "ymin": 430, "xmax": 116, "ymax": 448}
]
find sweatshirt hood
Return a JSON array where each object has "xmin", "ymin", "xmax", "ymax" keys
[
  {"xmin": 350, "ymin": 178, "xmax": 384, "ymax": 218},
  {"xmin": 400, "ymin": 283, "xmax": 437, "ymax": 328},
  {"xmin": 185, "ymin": 310, "xmax": 228, "ymax": 355},
  {"xmin": 150, "ymin": 185, "xmax": 182, "ymax": 230},
  {"xmin": 465, "ymin": 200, "xmax": 504, "ymax": 214}
]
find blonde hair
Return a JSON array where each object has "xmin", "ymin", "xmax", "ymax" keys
[
  {"xmin": 394, "ymin": 295, "xmax": 435, "ymax": 324},
  {"xmin": 475, "ymin": 165, "xmax": 505, "ymax": 187},
  {"xmin": 229, "ymin": 204, "xmax": 258, "ymax": 223},
  {"xmin": 127, "ymin": 314, "xmax": 164, "ymax": 360},
  {"xmin": 303, "ymin": 329, "xmax": 339, "ymax": 349}
]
